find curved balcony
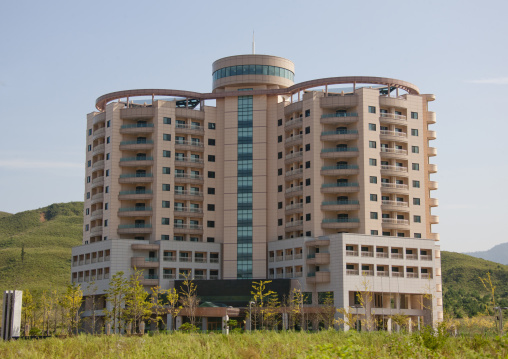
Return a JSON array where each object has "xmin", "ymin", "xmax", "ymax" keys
[
  {"xmin": 90, "ymin": 209, "xmax": 103, "ymax": 221},
  {"xmin": 430, "ymin": 215, "xmax": 439, "ymax": 224},
  {"xmin": 92, "ymin": 143, "xmax": 105, "ymax": 156},
  {"xmin": 91, "ymin": 176, "xmax": 104, "ymax": 189},
  {"xmin": 320, "ymin": 164, "xmax": 359, "ymax": 176},
  {"xmin": 284, "ymin": 118, "xmax": 303, "ymax": 131},
  {"xmin": 380, "ymin": 130, "xmax": 408, "ymax": 142},
  {"xmin": 285, "ymin": 168, "xmax": 303, "ymax": 181},
  {"xmin": 120, "ymin": 107, "xmax": 155, "ymax": 119},
  {"xmin": 306, "ymin": 252, "xmax": 330, "ymax": 265},
  {"xmin": 118, "ymin": 189, "xmax": 153, "ymax": 200},
  {"xmin": 381, "ymin": 218, "xmax": 409, "ymax": 229},
  {"xmin": 174, "ymin": 207, "xmax": 204, "ymax": 218},
  {"xmin": 174, "ymin": 190, "xmax": 204, "ymax": 201},
  {"xmin": 428, "ymin": 147, "xmax": 437, "ymax": 157},
  {"xmin": 92, "ymin": 127, "xmax": 106, "ymax": 141},
  {"xmin": 320, "ymin": 130, "xmax": 359, "ymax": 141},
  {"xmin": 428, "ymin": 164, "xmax": 438, "ymax": 173},
  {"xmin": 173, "ymin": 223, "xmax": 203, "ymax": 234},
  {"xmin": 429, "ymin": 233, "xmax": 440, "ymax": 241},
  {"xmin": 321, "ymin": 183, "xmax": 360, "ymax": 194},
  {"xmin": 320, "ymin": 147, "xmax": 359, "ymax": 159},
  {"xmin": 381, "ymin": 165, "xmax": 408, "ymax": 177},
  {"xmin": 427, "ymin": 130, "xmax": 437, "ymax": 140},
  {"xmin": 92, "ymin": 160, "xmax": 105, "ymax": 171},
  {"xmin": 131, "ymin": 257, "xmax": 159, "ymax": 269},
  {"xmin": 118, "ymin": 207, "xmax": 153, "ymax": 217},
  {"xmin": 90, "ymin": 193, "xmax": 104, "ymax": 205},
  {"xmin": 175, "ymin": 107, "xmax": 205, "ymax": 120},
  {"xmin": 119, "ymin": 140, "xmax": 154, "ymax": 151},
  {"xmin": 321, "ymin": 218, "xmax": 360, "ymax": 229},
  {"xmin": 285, "ymin": 220, "xmax": 303, "ymax": 232},
  {"xmin": 429, "ymin": 181, "xmax": 438, "ymax": 190},
  {"xmin": 90, "ymin": 226, "xmax": 103, "ymax": 236},
  {"xmin": 379, "ymin": 112, "xmax": 407, "ymax": 125},
  {"xmin": 117, "ymin": 224, "xmax": 152, "ymax": 234},
  {"xmin": 429, "ymin": 198, "xmax": 439, "ymax": 207},
  {"xmin": 119, "ymin": 123, "xmax": 154, "ymax": 135},
  {"xmin": 380, "ymin": 183, "xmax": 409, "ymax": 194},
  {"xmin": 119, "ymin": 173, "xmax": 154, "ymax": 184},
  {"xmin": 285, "ymin": 203, "xmax": 303, "ymax": 215},
  {"xmin": 380, "ymin": 147, "xmax": 408, "ymax": 159},
  {"xmin": 175, "ymin": 157, "xmax": 205, "ymax": 168},
  {"xmin": 306, "ymin": 271, "xmax": 330, "ymax": 284},
  {"xmin": 320, "ymin": 113, "xmax": 358, "ymax": 125},
  {"xmin": 427, "ymin": 111, "xmax": 436, "ymax": 124},
  {"xmin": 285, "ymin": 134, "xmax": 303, "ymax": 147},
  {"xmin": 381, "ymin": 200, "xmax": 409, "ymax": 212},
  {"xmin": 285, "ymin": 185, "xmax": 303, "ymax": 198},
  {"xmin": 175, "ymin": 124, "xmax": 204, "ymax": 135},
  {"xmin": 174, "ymin": 173, "xmax": 204, "ymax": 184},
  {"xmin": 92, "ymin": 112, "xmax": 106, "ymax": 125},
  {"xmin": 119, "ymin": 156, "xmax": 154, "ymax": 167},
  {"xmin": 284, "ymin": 151, "xmax": 303, "ymax": 164},
  {"xmin": 321, "ymin": 200, "xmax": 360, "ymax": 211},
  {"xmin": 175, "ymin": 140, "xmax": 204, "ymax": 152}
]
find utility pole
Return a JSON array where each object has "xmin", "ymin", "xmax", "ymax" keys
[{"xmin": 494, "ymin": 307, "xmax": 507, "ymax": 335}]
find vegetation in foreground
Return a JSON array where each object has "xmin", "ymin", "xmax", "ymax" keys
[{"xmin": 1, "ymin": 330, "xmax": 508, "ymax": 359}]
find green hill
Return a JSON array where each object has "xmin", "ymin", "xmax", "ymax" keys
[
  {"xmin": 0, "ymin": 211, "xmax": 12, "ymax": 219},
  {"xmin": 0, "ymin": 202, "xmax": 83, "ymax": 295}
]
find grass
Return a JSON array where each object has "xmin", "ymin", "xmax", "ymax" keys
[{"xmin": 0, "ymin": 331, "xmax": 507, "ymax": 358}]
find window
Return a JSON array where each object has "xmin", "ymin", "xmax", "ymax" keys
[
  {"xmin": 207, "ymin": 204, "xmax": 215, "ymax": 211},
  {"xmin": 277, "ymin": 152, "xmax": 283, "ymax": 159},
  {"xmin": 208, "ymin": 188, "xmax": 215, "ymax": 195},
  {"xmin": 414, "ymin": 233, "xmax": 422, "ymax": 238},
  {"xmin": 278, "ymin": 202, "xmax": 282, "ymax": 209},
  {"xmin": 163, "ymin": 150, "xmax": 171, "ymax": 158},
  {"xmin": 305, "ymin": 178, "xmax": 311, "ymax": 186},
  {"xmin": 411, "ymin": 129, "xmax": 419, "ymax": 136},
  {"xmin": 414, "ymin": 215, "xmax": 421, "ymax": 223},
  {"xmin": 305, "ymin": 161, "xmax": 310, "ymax": 169},
  {"xmin": 413, "ymin": 198, "xmax": 421, "ymax": 205},
  {"xmin": 277, "ymin": 135, "xmax": 282, "ymax": 143},
  {"xmin": 368, "ymin": 123, "xmax": 376, "ymax": 131},
  {"xmin": 161, "ymin": 235, "xmax": 170, "ymax": 241},
  {"xmin": 208, "ymin": 155, "xmax": 215, "ymax": 162},
  {"xmin": 162, "ymin": 201, "xmax": 170, "ymax": 208},
  {"xmin": 368, "ymin": 106, "xmax": 376, "ymax": 114},
  {"xmin": 208, "ymin": 139, "xmax": 215, "ymax": 146},
  {"xmin": 305, "ymin": 144, "xmax": 310, "ymax": 151},
  {"xmin": 369, "ymin": 141, "xmax": 376, "ymax": 149},
  {"xmin": 207, "ymin": 221, "xmax": 215, "ymax": 228},
  {"xmin": 106, "ymin": 136, "xmax": 110, "ymax": 144},
  {"xmin": 305, "ymin": 126, "xmax": 310, "ymax": 134},
  {"xmin": 85, "ymin": 224, "xmax": 89, "ymax": 231},
  {"xmin": 104, "ymin": 203, "xmax": 108, "ymax": 210},
  {"xmin": 106, "ymin": 153, "xmax": 110, "ymax": 160},
  {"xmin": 208, "ymin": 122, "xmax": 216, "ymax": 129},
  {"xmin": 163, "ymin": 134, "xmax": 171, "ymax": 141},
  {"xmin": 306, "ymin": 196, "xmax": 311, "ymax": 204},
  {"xmin": 208, "ymin": 171, "xmax": 215, "ymax": 178},
  {"xmin": 87, "ymin": 144, "xmax": 91, "ymax": 152},
  {"xmin": 278, "ymin": 219, "xmax": 283, "ymax": 226},
  {"xmin": 397, "ymin": 233, "xmax": 405, "ymax": 237},
  {"xmin": 412, "ymin": 146, "xmax": 419, "ymax": 153},
  {"xmin": 413, "ymin": 180, "xmax": 420, "ymax": 188},
  {"xmin": 278, "ymin": 119, "xmax": 282, "ymax": 126},
  {"xmin": 370, "ymin": 194, "xmax": 378, "ymax": 201},
  {"xmin": 370, "ymin": 176, "xmax": 377, "ymax": 184},
  {"xmin": 370, "ymin": 212, "xmax": 378, "ymax": 219},
  {"xmin": 162, "ymin": 184, "xmax": 170, "ymax": 191},
  {"xmin": 105, "ymin": 186, "xmax": 109, "ymax": 193},
  {"xmin": 163, "ymin": 167, "xmax": 171, "ymax": 174},
  {"xmin": 88, "ymin": 129, "xmax": 92, "ymax": 136},
  {"xmin": 305, "ymin": 109, "xmax": 310, "ymax": 117},
  {"xmin": 104, "ymin": 219, "xmax": 108, "ymax": 227},
  {"xmin": 411, "ymin": 112, "xmax": 418, "ymax": 119},
  {"xmin": 162, "ymin": 218, "xmax": 170, "ymax": 225},
  {"xmin": 87, "ymin": 160, "xmax": 91, "ymax": 168},
  {"xmin": 86, "ymin": 176, "xmax": 91, "ymax": 183},
  {"xmin": 277, "ymin": 185, "xmax": 282, "ymax": 192},
  {"xmin": 369, "ymin": 158, "xmax": 377, "ymax": 166},
  {"xmin": 412, "ymin": 163, "xmax": 420, "ymax": 171},
  {"xmin": 305, "ymin": 213, "xmax": 311, "ymax": 221},
  {"xmin": 277, "ymin": 168, "xmax": 282, "ymax": 176},
  {"xmin": 163, "ymin": 117, "xmax": 171, "ymax": 124},
  {"xmin": 371, "ymin": 230, "xmax": 378, "ymax": 235}
]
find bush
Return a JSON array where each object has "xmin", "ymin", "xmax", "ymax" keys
[{"xmin": 179, "ymin": 323, "xmax": 198, "ymax": 333}]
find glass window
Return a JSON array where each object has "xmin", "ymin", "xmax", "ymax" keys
[
  {"xmin": 371, "ymin": 230, "xmax": 378, "ymax": 235},
  {"xmin": 162, "ymin": 201, "xmax": 170, "ymax": 208},
  {"xmin": 411, "ymin": 129, "xmax": 418, "ymax": 136},
  {"xmin": 162, "ymin": 218, "xmax": 170, "ymax": 225},
  {"xmin": 413, "ymin": 181, "xmax": 420, "ymax": 188},
  {"xmin": 414, "ymin": 215, "xmax": 421, "ymax": 223},
  {"xmin": 370, "ymin": 212, "xmax": 378, "ymax": 219},
  {"xmin": 413, "ymin": 198, "xmax": 420, "ymax": 205},
  {"xmin": 412, "ymin": 146, "xmax": 419, "ymax": 153},
  {"xmin": 368, "ymin": 106, "xmax": 376, "ymax": 114},
  {"xmin": 412, "ymin": 163, "xmax": 419, "ymax": 171},
  {"xmin": 370, "ymin": 176, "xmax": 377, "ymax": 184},
  {"xmin": 370, "ymin": 194, "xmax": 378, "ymax": 201},
  {"xmin": 411, "ymin": 112, "xmax": 418, "ymax": 119},
  {"xmin": 414, "ymin": 233, "xmax": 422, "ymax": 238},
  {"xmin": 208, "ymin": 122, "xmax": 216, "ymax": 130},
  {"xmin": 162, "ymin": 184, "xmax": 170, "ymax": 191},
  {"xmin": 162, "ymin": 167, "xmax": 170, "ymax": 174},
  {"xmin": 163, "ymin": 117, "xmax": 171, "ymax": 124},
  {"xmin": 369, "ymin": 158, "xmax": 377, "ymax": 166},
  {"xmin": 369, "ymin": 141, "xmax": 376, "ymax": 148},
  {"xmin": 368, "ymin": 123, "xmax": 376, "ymax": 131},
  {"xmin": 163, "ymin": 150, "xmax": 171, "ymax": 158}
]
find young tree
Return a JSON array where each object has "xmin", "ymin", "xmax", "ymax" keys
[
  {"xmin": 250, "ymin": 280, "xmax": 276, "ymax": 330},
  {"xmin": 60, "ymin": 283, "xmax": 83, "ymax": 335},
  {"xmin": 149, "ymin": 286, "xmax": 167, "ymax": 331},
  {"xmin": 123, "ymin": 270, "xmax": 152, "ymax": 334},
  {"xmin": 179, "ymin": 274, "xmax": 200, "ymax": 327},
  {"xmin": 166, "ymin": 288, "xmax": 181, "ymax": 331},
  {"xmin": 288, "ymin": 288, "xmax": 304, "ymax": 330},
  {"xmin": 86, "ymin": 281, "xmax": 99, "ymax": 334},
  {"xmin": 22, "ymin": 290, "xmax": 36, "ymax": 335},
  {"xmin": 317, "ymin": 292, "xmax": 336, "ymax": 329},
  {"xmin": 104, "ymin": 271, "xmax": 128, "ymax": 334}
]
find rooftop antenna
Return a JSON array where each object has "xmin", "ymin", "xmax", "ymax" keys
[{"xmin": 252, "ymin": 31, "xmax": 255, "ymax": 54}]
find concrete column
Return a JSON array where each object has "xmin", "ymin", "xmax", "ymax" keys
[
  {"xmin": 408, "ymin": 318, "xmax": 412, "ymax": 333},
  {"xmin": 282, "ymin": 313, "xmax": 289, "ymax": 330},
  {"xmin": 202, "ymin": 317, "xmax": 208, "ymax": 332},
  {"xmin": 387, "ymin": 318, "xmax": 392, "ymax": 333},
  {"xmin": 167, "ymin": 314, "xmax": 173, "ymax": 331},
  {"xmin": 222, "ymin": 315, "xmax": 229, "ymax": 335},
  {"xmin": 175, "ymin": 316, "xmax": 183, "ymax": 331}
]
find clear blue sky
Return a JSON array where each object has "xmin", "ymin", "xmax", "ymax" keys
[{"xmin": 1, "ymin": 0, "xmax": 507, "ymax": 252}]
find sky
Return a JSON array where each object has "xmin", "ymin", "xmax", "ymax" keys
[{"xmin": 0, "ymin": 0, "xmax": 507, "ymax": 252}]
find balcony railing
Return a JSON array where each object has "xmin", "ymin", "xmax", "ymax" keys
[
  {"xmin": 361, "ymin": 251, "xmax": 374, "ymax": 257},
  {"xmin": 322, "ymin": 218, "xmax": 360, "ymax": 224},
  {"xmin": 194, "ymin": 257, "xmax": 207, "ymax": 263},
  {"xmin": 118, "ymin": 206, "xmax": 153, "ymax": 212},
  {"xmin": 420, "ymin": 255, "xmax": 432, "ymax": 261},
  {"xmin": 121, "ymin": 123, "xmax": 154, "ymax": 129},
  {"xmin": 175, "ymin": 140, "xmax": 204, "ymax": 148},
  {"xmin": 321, "ymin": 147, "xmax": 359, "ymax": 153},
  {"xmin": 119, "ymin": 173, "xmax": 153, "ymax": 178},
  {"xmin": 381, "ymin": 183, "xmax": 408, "ymax": 190},
  {"xmin": 406, "ymin": 254, "xmax": 418, "ymax": 260},
  {"xmin": 285, "ymin": 168, "xmax": 303, "ymax": 177},
  {"xmin": 118, "ymin": 224, "xmax": 152, "ymax": 229},
  {"xmin": 120, "ymin": 140, "xmax": 154, "ymax": 145},
  {"xmin": 174, "ymin": 190, "xmax": 204, "ymax": 197},
  {"xmin": 210, "ymin": 258, "xmax": 219, "ymax": 263},
  {"xmin": 285, "ymin": 185, "xmax": 303, "ymax": 194},
  {"xmin": 376, "ymin": 252, "xmax": 389, "ymax": 258},
  {"xmin": 285, "ymin": 152, "xmax": 303, "ymax": 161},
  {"xmin": 276, "ymin": 256, "xmax": 284, "ymax": 261},
  {"xmin": 382, "ymin": 200, "xmax": 408, "ymax": 207},
  {"xmin": 382, "ymin": 218, "xmax": 409, "ymax": 225},
  {"xmin": 391, "ymin": 253, "xmax": 404, "ymax": 259},
  {"xmin": 294, "ymin": 253, "xmax": 303, "ymax": 260},
  {"xmin": 144, "ymin": 274, "xmax": 158, "ymax": 280},
  {"xmin": 406, "ymin": 272, "xmax": 419, "ymax": 279},
  {"xmin": 285, "ymin": 118, "xmax": 303, "ymax": 127},
  {"xmin": 380, "ymin": 148, "xmax": 408, "ymax": 155},
  {"xmin": 380, "ymin": 130, "xmax": 407, "ymax": 137},
  {"xmin": 380, "ymin": 113, "xmax": 407, "ymax": 121},
  {"xmin": 285, "ymin": 134, "xmax": 303, "ymax": 143},
  {"xmin": 322, "ymin": 200, "xmax": 360, "ymax": 206},
  {"xmin": 174, "ymin": 224, "xmax": 203, "ymax": 230},
  {"xmin": 392, "ymin": 272, "xmax": 404, "ymax": 277},
  {"xmin": 321, "ymin": 182, "xmax": 359, "ymax": 188},
  {"xmin": 163, "ymin": 256, "xmax": 176, "ymax": 262},
  {"xmin": 145, "ymin": 257, "xmax": 158, "ymax": 262},
  {"xmin": 286, "ymin": 220, "xmax": 303, "ymax": 228},
  {"xmin": 362, "ymin": 270, "xmax": 374, "ymax": 276},
  {"xmin": 209, "ymin": 275, "xmax": 219, "ymax": 280},
  {"xmin": 285, "ymin": 203, "xmax": 303, "ymax": 211},
  {"xmin": 119, "ymin": 190, "xmax": 153, "ymax": 195},
  {"xmin": 179, "ymin": 257, "xmax": 192, "ymax": 262},
  {"xmin": 120, "ymin": 156, "xmax": 154, "ymax": 162},
  {"xmin": 321, "ymin": 112, "xmax": 358, "ymax": 118},
  {"xmin": 175, "ymin": 124, "xmax": 203, "ymax": 131},
  {"xmin": 174, "ymin": 207, "xmax": 203, "ymax": 214},
  {"xmin": 381, "ymin": 165, "xmax": 408, "ymax": 172},
  {"xmin": 163, "ymin": 273, "xmax": 176, "ymax": 279},
  {"xmin": 175, "ymin": 173, "xmax": 204, "ymax": 180},
  {"xmin": 321, "ymin": 130, "xmax": 359, "ymax": 136},
  {"xmin": 285, "ymin": 254, "xmax": 293, "ymax": 260},
  {"xmin": 346, "ymin": 250, "xmax": 358, "ymax": 256},
  {"xmin": 321, "ymin": 164, "xmax": 359, "ymax": 171},
  {"xmin": 175, "ymin": 157, "xmax": 204, "ymax": 164},
  {"xmin": 346, "ymin": 269, "xmax": 359, "ymax": 276},
  {"xmin": 377, "ymin": 271, "xmax": 389, "ymax": 277}
]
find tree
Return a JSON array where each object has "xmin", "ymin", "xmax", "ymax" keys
[
  {"xmin": 316, "ymin": 292, "xmax": 336, "ymax": 329},
  {"xmin": 60, "ymin": 283, "xmax": 83, "ymax": 335},
  {"xmin": 149, "ymin": 286, "xmax": 168, "ymax": 331},
  {"xmin": 250, "ymin": 280, "xmax": 276, "ymax": 330},
  {"xmin": 85, "ymin": 281, "xmax": 99, "ymax": 335},
  {"xmin": 123, "ymin": 270, "xmax": 152, "ymax": 334},
  {"xmin": 287, "ymin": 288, "xmax": 305, "ymax": 330},
  {"xmin": 166, "ymin": 288, "xmax": 181, "ymax": 331},
  {"xmin": 179, "ymin": 274, "xmax": 200, "ymax": 327},
  {"xmin": 22, "ymin": 290, "xmax": 36, "ymax": 336},
  {"xmin": 104, "ymin": 271, "xmax": 128, "ymax": 334}
]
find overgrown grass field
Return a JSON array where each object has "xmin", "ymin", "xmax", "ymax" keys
[{"xmin": 1, "ymin": 331, "xmax": 507, "ymax": 359}]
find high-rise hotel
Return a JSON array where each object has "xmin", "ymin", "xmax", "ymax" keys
[{"xmin": 72, "ymin": 54, "xmax": 443, "ymax": 330}]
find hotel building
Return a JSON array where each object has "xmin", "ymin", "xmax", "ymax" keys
[{"xmin": 72, "ymin": 54, "xmax": 442, "ymax": 330}]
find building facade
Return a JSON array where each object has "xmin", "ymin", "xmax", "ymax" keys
[{"xmin": 72, "ymin": 54, "xmax": 442, "ymax": 329}]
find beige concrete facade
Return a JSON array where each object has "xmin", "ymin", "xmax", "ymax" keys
[{"xmin": 75, "ymin": 54, "xmax": 439, "ymax": 326}]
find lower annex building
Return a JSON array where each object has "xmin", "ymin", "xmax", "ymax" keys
[{"xmin": 72, "ymin": 54, "xmax": 442, "ymax": 331}]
